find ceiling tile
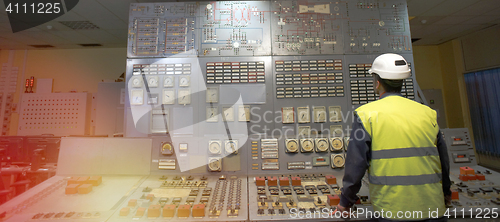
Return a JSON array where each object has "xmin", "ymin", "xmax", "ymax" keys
[
  {"xmin": 77, "ymin": 30, "xmax": 121, "ymax": 43},
  {"xmin": 41, "ymin": 21, "xmax": 74, "ymax": 31},
  {"xmin": 434, "ymin": 16, "xmax": 475, "ymax": 25},
  {"xmin": 88, "ymin": 19, "xmax": 127, "ymax": 30},
  {"xmin": 462, "ymin": 15, "xmax": 500, "ymax": 24},
  {"xmin": 55, "ymin": 11, "xmax": 85, "ymax": 21},
  {"xmin": 0, "ymin": 13, "xmax": 9, "ymax": 23},
  {"xmin": 106, "ymin": 29, "xmax": 128, "ymax": 39},
  {"xmin": 21, "ymin": 31, "xmax": 73, "ymax": 44},
  {"xmin": 409, "ymin": 16, "xmax": 446, "ymax": 26},
  {"xmin": 411, "ymin": 37, "xmax": 444, "ymax": 46},
  {"xmin": 101, "ymin": 43, "xmax": 128, "ymax": 48},
  {"xmin": 0, "ymin": 32, "xmax": 48, "ymax": 45},
  {"xmin": 50, "ymin": 30, "xmax": 99, "ymax": 44},
  {"xmin": 71, "ymin": 0, "xmax": 119, "ymax": 21},
  {"xmin": 452, "ymin": 0, "xmax": 500, "ymax": 16},
  {"xmin": 409, "ymin": 24, "xmax": 424, "ymax": 33},
  {"xmin": 421, "ymin": 0, "xmax": 480, "ymax": 17},
  {"xmin": 409, "ymin": 25, "xmax": 451, "ymax": 38},
  {"xmin": 407, "ymin": 0, "xmax": 447, "ymax": 16},
  {"xmin": 96, "ymin": 0, "xmax": 137, "ymax": 21},
  {"xmin": 0, "ymin": 22, "xmax": 11, "ymax": 31}
]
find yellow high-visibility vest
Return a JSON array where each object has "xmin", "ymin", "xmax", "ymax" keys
[{"xmin": 355, "ymin": 95, "xmax": 445, "ymax": 220}]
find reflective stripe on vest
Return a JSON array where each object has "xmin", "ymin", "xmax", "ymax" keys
[
  {"xmin": 369, "ymin": 173, "xmax": 442, "ymax": 186},
  {"xmin": 371, "ymin": 147, "xmax": 439, "ymax": 159}
]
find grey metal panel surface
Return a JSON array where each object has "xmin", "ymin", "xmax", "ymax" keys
[
  {"xmin": 95, "ymin": 82, "xmax": 125, "ymax": 136},
  {"xmin": 342, "ymin": 0, "xmax": 412, "ymax": 54},
  {"xmin": 197, "ymin": 1, "xmax": 273, "ymax": 57},
  {"xmin": 57, "ymin": 137, "xmax": 152, "ymax": 176},
  {"xmin": 422, "ymin": 89, "xmax": 448, "ymax": 128},
  {"xmin": 127, "ymin": 2, "xmax": 198, "ymax": 58},
  {"xmin": 270, "ymin": 0, "xmax": 346, "ymax": 55}
]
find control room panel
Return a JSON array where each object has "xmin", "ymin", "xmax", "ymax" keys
[{"xmin": 2, "ymin": 1, "xmax": 499, "ymax": 222}]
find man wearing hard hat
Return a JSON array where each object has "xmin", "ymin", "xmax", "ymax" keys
[{"xmin": 335, "ymin": 53, "xmax": 452, "ymax": 222}]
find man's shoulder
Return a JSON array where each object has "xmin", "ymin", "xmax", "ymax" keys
[{"xmin": 355, "ymin": 96, "xmax": 435, "ymax": 114}]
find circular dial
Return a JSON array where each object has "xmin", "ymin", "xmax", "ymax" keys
[
  {"xmin": 300, "ymin": 139, "xmax": 314, "ymax": 152},
  {"xmin": 332, "ymin": 154, "xmax": 345, "ymax": 168},
  {"xmin": 161, "ymin": 142, "xmax": 173, "ymax": 155},
  {"xmin": 162, "ymin": 143, "xmax": 172, "ymax": 151},
  {"xmin": 316, "ymin": 139, "xmax": 329, "ymax": 152},
  {"xmin": 286, "ymin": 140, "xmax": 298, "ymax": 153},
  {"xmin": 164, "ymin": 77, "xmax": 173, "ymax": 87},
  {"xmin": 208, "ymin": 158, "xmax": 221, "ymax": 171},
  {"xmin": 208, "ymin": 141, "xmax": 221, "ymax": 154},
  {"xmin": 132, "ymin": 77, "xmax": 142, "ymax": 87},
  {"xmin": 225, "ymin": 141, "xmax": 237, "ymax": 154},
  {"xmin": 180, "ymin": 77, "xmax": 189, "ymax": 86},
  {"xmin": 330, "ymin": 137, "xmax": 343, "ymax": 151},
  {"xmin": 148, "ymin": 78, "xmax": 158, "ymax": 86}
]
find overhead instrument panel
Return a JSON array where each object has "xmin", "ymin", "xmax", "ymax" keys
[
  {"xmin": 270, "ymin": 0, "xmax": 346, "ymax": 55},
  {"xmin": 199, "ymin": 1, "xmax": 272, "ymax": 57},
  {"xmin": 127, "ymin": 2, "xmax": 198, "ymax": 58},
  {"xmin": 343, "ymin": 0, "xmax": 412, "ymax": 54}
]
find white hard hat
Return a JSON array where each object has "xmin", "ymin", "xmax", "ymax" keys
[{"xmin": 368, "ymin": 53, "xmax": 411, "ymax": 80}]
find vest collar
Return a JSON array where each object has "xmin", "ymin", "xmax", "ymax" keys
[{"xmin": 380, "ymin": 92, "xmax": 402, "ymax": 99}]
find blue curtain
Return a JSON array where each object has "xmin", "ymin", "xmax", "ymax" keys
[{"xmin": 464, "ymin": 68, "xmax": 500, "ymax": 156}]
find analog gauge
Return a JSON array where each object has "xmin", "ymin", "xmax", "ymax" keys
[
  {"xmin": 238, "ymin": 105, "xmax": 250, "ymax": 122},
  {"xmin": 164, "ymin": 76, "xmax": 174, "ymax": 87},
  {"xmin": 225, "ymin": 140, "xmax": 238, "ymax": 155},
  {"xmin": 344, "ymin": 137, "xmax": 350, "ymax": 151},
  {"xmin": 298, "ymin": 126, "xmax": 310, "ymax": 137},
  {"xmin": 177, "ymin": 89, "xmax": 191, "ymax": 105},
  {"xmin": 222, "ymin": 106, "xmax": 234, "ymax": 122},
  {"xmin": 331, "ymin": 154, "xmax": 345, "ymax": 168},
  {"xmin": 179, "ymin": 76, "xmax": 190, "ymax": 87},
  {"xmin": 330, "ymin": 125, "xmax": 343, "ymax": 136},
  {"xmin": 208, "ymin": 158, "xmax": 222, "ymax": 172},
  {"xmin": 285, "ymin": 139, "xmax": 298, "ymax": 153},
  {"xmin": 315, "ymin": 138, "xmax": 329, "ymax": 152},
  {"xmin": 206, "ymin": 87, "xmax": 219, "ymax": 103},
  {"xmin": 281, "ymin": 107, "xmax": 295, "ymax": 124},
  {"xmin": 130, "ymin": 89, "xmax": 143, "ymax": 105},
  {"xmin": 297, "ymin": 107, "xmax": 310, "ymax": 123},
  {"xmin": 329, "ymin": 106, "xmax": 341, "ymax": 123},
  {"xmin": 313, "ymin": 106, "xmax": 327, "ymax": 123},
  {"xmin": 161, "ymin": 142, "xmax": 174, "ymax": 155},
  {"xmin": 147, "ymin": 76, "xmax": 159, "ymax": 88},
  {"xmin": 206, "ymin": 107, "xmax": 218, "ymax": 122},
  {"xmin": 330, "ymin": 137, "xmax": 343, "ymax": 151},
  {"xmin": 162, "ymin": 89, "xmax": 175, "ymax": 105},
  {"xmin": 300, "ymin": 139, "xmax": 314, "ymax": 152},
  {"xmin": 131, "ymin": 76, "xmax": 143, "ymax": 88},
  {"xmin": 208, "ymin": 140, "xmax": 221, "ymax": 155}
]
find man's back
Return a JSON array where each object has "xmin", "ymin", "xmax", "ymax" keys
[{"xmin": 355, "ymin": 95, "xmax": 446, "ymax": 220}]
